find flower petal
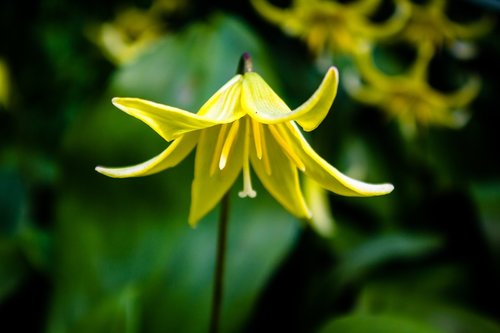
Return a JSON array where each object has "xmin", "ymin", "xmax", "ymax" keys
[
  {"xmin": 342, "ymin": 69, "xmax": 384, "ymax": 105},
  {"xmin": 95, "ymin": 131, "xmax": 199, "ymax": 178},
  {"xmin": 111, "ymin": 97, "xmax": 218, "ymax": 141},
  {"xmin": 241, "ymin": 72, "xmax": 291, "ymax": 120},
  {"xmin": 250, "ymin": 0, "xmax": 290, "ymax": 24},
  {"xmin": 292, "ymin": 66, "xmax": 339, "ymax": 131},
  {"xmin": 355, "ymin": 0, "xmax": 411, "ymax": 39},
  {"xmin": 250, "ymin": 123, "xmax": 311, "ymax": 220},
  {"xmin": 241, "ymin": 67, "xmax": 338, "ymax": 131},
  {"xmin": 189, "ymin": 121, "xmax": 245, "ymax": 226},
  {"xmin": 279, "ymin": 122, "xmax": 394, "ymax": 196},
  {"xmin": 441, "ymin": 75, "xmax": 481, "ymax": 107},
  {"xmin": 197, "ymin": 75, "xmax": 245, "ymax": 119},
  {"xmin": 112, "ymin": 76, "xmax": 244, "ymax": 142},
  {"xmin": 304, "ymin": 177, "xmax": 335, "ymax": 237}
]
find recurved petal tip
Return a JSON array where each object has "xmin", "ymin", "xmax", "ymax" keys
[
  {"xmin": 335, "ymin": 175, "xmax": 395, "ymax": 196},
  {"xmin": 294, "ymin": 66, "xmax": 339, "ymax": 131},
  {"xmin": 377, "ymin": 183, "xmax": 395, "ymax": 195},
  {"xmin": 95, "ymin": 165, "xmax": 112, "ymax": 176},
  {"xmin": 188, "ymin": 217, "xmax": 199, "ymax": 229},
  {"xmin": 95, "ymin": 165, "xmax": 135, "ymax": 178},
  {"xmin": 111, "ymin": 97, "xmax": 125, "ymax": 107}
]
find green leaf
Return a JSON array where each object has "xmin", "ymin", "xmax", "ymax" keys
[
  {"xmin": 335, "ymin": 233, "xmax": 442, "ymax": 285},
  {"xmin": 71, "ymin": 286, "xmax": 140, "ymax": 333},
  {"xmin": 470, "ymin": 181, "xmax": 500, "ymax": 261},
  {"xmin": 0, "ymin": 168, "xmax": 26, "ymax": 236},
  {"xmin": 317, "ymin": 314, "xmax": 443, "ymax": 333},
  {"xmin": 49, "ymin": 174, "xmax": 298, "ymax": 333},
  {"xmin": 0, "ymin": 238, "xmax": 26, "ymax": 301},
  {"xmin": 357, "ymin": 283, "xmax": 500, "ymax": 333}
]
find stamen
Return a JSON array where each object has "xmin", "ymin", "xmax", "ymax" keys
[
  {"xmin": 260, "ymin": 125, "xmax": 272, "ymax": 175},
  {"xmin": 210, "ymin": 124, "xmax": 229, "ymax": 176},
  {"xmin": 219, "ymin": 120, "xmax": 240, "ymax": 170},
  {"xmin": 251, "ymin": 119, "xmax": 272, "ymax": 175},
  {"xmin": 238, "ymin": 118, "xmax": 257, "ymax": 198},
  {"xmin": 252, "ymin": 119, "xmax": 263, "ymax": 159},
  {"xmin": 268, "ymin": 124, "xmax": 306, "ymax": 172}
]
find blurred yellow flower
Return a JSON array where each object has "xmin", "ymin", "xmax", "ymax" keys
[
  {"xmin": 0, "ymin": 58, "xmax": 9, "ymax": 108},
  {"xmin": 91, "ymin": 8, "xmax": 164, "ymax": 65},
  {"xmin": 150, "ymin": 0, "xmax": 188, "ymax": 14},
  {"xmin": 344, "ymin": 43, "xmax": 480, "ymax": 136},
  {"xmin": 399, "ymin": 0, "xmax": 494, "ymax": 53},
  {"xmin": 252, "ymin": 0, "xmax": 410, "ymax": 56},
  {"xmin": 96, "ymin": 54, "xmax": 393, "ymax": 226},
  {"xmin": 90, "ymin": 0, "xmax": 189, "ymax": 65}
]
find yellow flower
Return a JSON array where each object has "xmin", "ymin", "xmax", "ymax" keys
[
  {"xmin": 149, "ymin": 0, "xmax": 188, "ymax": 14},
  {"xmin": 90, "ymin": 8, "xmax": 164, "ymax": 65},
  {"xmin": 90, "ymin": 0, "xmax": 191, "ymax": 65},
  {"xmin": 399, "ymin": 0, "xmax": 494, "ymax": 51},
  {"xmin": 251, "ymin": 0, "xmax": 410, "ymax": 56},
  {"xmin": 0, "ymin": 58, "xmax": 10, "ymax": 108},
  {"xmin": 344, "ymin": 42, "xmax": 480, "ymax": 136},
  {"xmin": 96, "ymin": 54, "xmax": 393, "ymax": 226}
]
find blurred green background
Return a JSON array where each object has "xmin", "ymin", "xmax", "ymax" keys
[{"xmin": 1, "ymin": 0, "xmax": 500, "ymax": 332}]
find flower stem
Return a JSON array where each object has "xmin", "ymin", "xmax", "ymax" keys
[
  {"xmin": 209, "ymin": 53, "xmax": 251, "ymax": 333},
  {"xmin": 209, "ymin": 192, "xmax": 230, "ymax": 333}
]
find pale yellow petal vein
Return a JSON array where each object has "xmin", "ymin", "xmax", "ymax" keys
[{"xmin": 252, "ymin": 119, "xmax": 263, "ymax": 159}]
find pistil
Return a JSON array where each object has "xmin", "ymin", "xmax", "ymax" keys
[{"xmin": 239, "ymin": 118, "xmax": 257, "ymax": 198}]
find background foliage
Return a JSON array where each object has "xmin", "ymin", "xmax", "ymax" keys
[{"xmin": 1, "ymin": 0, "xmax": 500, "ymax": 332}]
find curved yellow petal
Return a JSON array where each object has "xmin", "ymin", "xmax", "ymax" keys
[
  {"xmin": 442, "ymin": 75, "xmax": 481, "ymax": 107},
  {"xmin": 112, "ymin": 76, "xmax": 244, "ymax": 142},
  {"xmin": 111, "ymin": 98, "xmax": 217, "ymax": 141},
  {"xmin": 279, "ymin": 122, "xmax": 394, "ymax": 196},
  {"xmin": 250, "ymin": 0, "xmax": 291, "ymax": 27},
  {"xmin": 293, "ymin": 66, "xmax": 339, "ymax": 131},
  {"xmin": 347, "ymin": 0, "xmax": 381, "ymax": 15},
  {"xmin": 342, "ymin": 69, "xmax": 384, "ymax": 105},
  {"xmin": 95, "ymin": 131, "xmax": 199, "ymax": 178},
  {"xmin": 250, "ymin": 123, "xmax": 312, "ymax": 220},
  {"xmin": 357, "ymin": 0, "xmax": 411, "ymax": 39},
  {"xmin": 241, "ymin": 67, "xmax": 338, "ymax": 129},
  {"xmin": 304, "ymin": 177, "xmax": 334, "ymax": 237},
  {"xmin": 449, "ymin": 14, "xmax": 495, "ymax": 40},
  {"xmin": 189, "ymin": 121, "xmax": 245, "ymax": 226}
]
